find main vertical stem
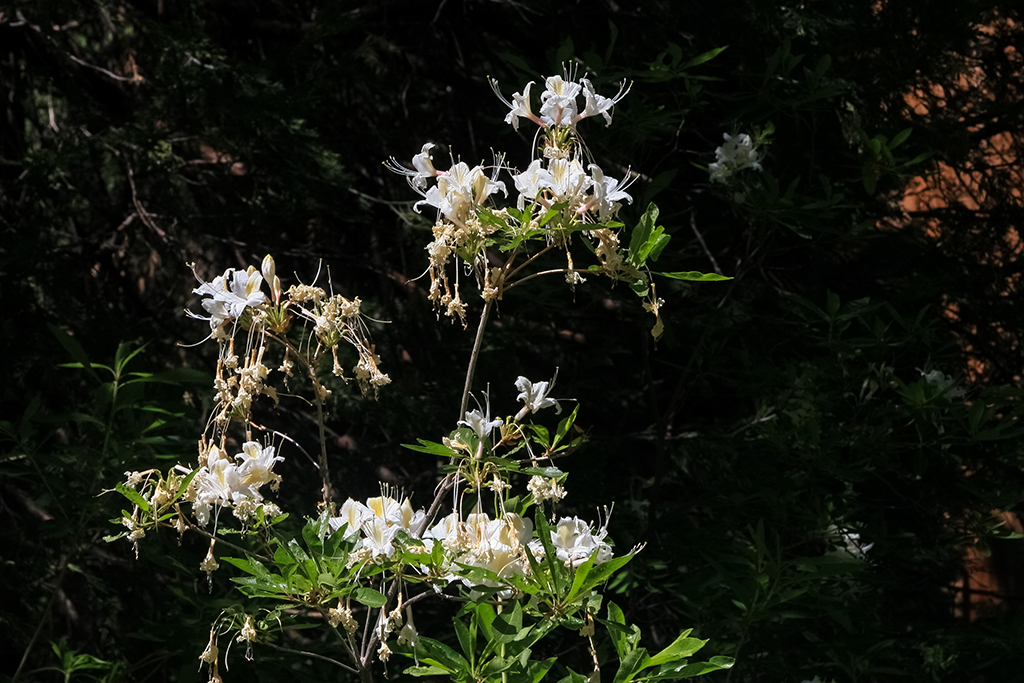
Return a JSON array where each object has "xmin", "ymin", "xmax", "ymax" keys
[
  {"xmin": 311, "ymin": 367, "xmax": 333, "ymax": 509},
  {"xmin": 459, "ymin": 299, "xmax": 494, "ymax": 421}
]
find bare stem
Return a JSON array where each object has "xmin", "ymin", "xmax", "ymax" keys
[
  {"xmin": 504, "ymin": 268, "xmax": 591, "ymax": 291},
  {"xmin": 260, "ymin": 641, "xmax": 359, "ymax": 674},
  {"xmin": 505, "ymin": 243, "xmax": 556, "ymax": 282},
  {"xmin": 312, "ymin": 368, "xmax": 333, "ymax": 509},
  {"xmin": 459, "ymin": 299, "xmax": 494, "ymax": 420},
  {"xmin": 178, "ymin": 513, "xmax": 273, "ymax": 563}
]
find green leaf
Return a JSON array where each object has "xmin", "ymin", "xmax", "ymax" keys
[
  {"xmin": 613, "ymin": 647, "xmax": 650, "ymax": 683},
  {"xmin": 402, "ymin": 438, "xmax": 457, "ymax": 458},
  {"xmin": 49, "ymin": 324, "xmax": 100, "ymax": 381},
  {"xmin": 627, "ymin": 204, "xmax": 670, "ymax": 269},
  {"xmin": 418, "ymin": 636, "xmax": 471, "ymax": 675},
  {"xmin": 491, "ymin": 601, "xmax": 524, "ymax": 644},
  {"xmin": 353, "ymin": 587, "xmax": 388, "ymax": 608},
  {"xmin": 657, "ymin": 271, "xmax": 732, "ymax": 282},
  {"xmin": 404, "ymin": 665, "xmax": 454, "ymax": 677},
  {"xmin": 646, "ymin": 630, "xmax": 706, "ymax": 667},
  {"xmin": 683, "ymin": 46, "xmax": 728, "ymax": 69},
  {"xmin": 116, "ymin": 483, "xmax": 150, "ymax": 512},
  {"xmin": 890, "ymin": 127, "xmax": 912, "ymax": 149}
]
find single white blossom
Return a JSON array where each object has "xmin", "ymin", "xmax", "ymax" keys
[
  {"xmin": 586, "ymin": 164, "xmax": 635, "ymax": 221},
  {"xmin": 512, "ymin": 159, "xmax": 553, "ymax": 210},
  {"xmin": 515, "ymin": 373, "xmax": 562, "ymax": 415},
  {"xmin": 460, "ymin": 392, "xmax": 503, "ymax": 444},
  {"xmin": 490, "ymin": 78, "xmax": 545, "ymax": 131},
  {"xmin": 540, "ymin": 74, "xmax": 582, "ymax": 127},
  {"xmin": 190, "ymin": 265, "xmax": 267, "ymax": 337},
  {"xmin": 578, "ymin": 78, "xmax": 631, "ymax": 127}
]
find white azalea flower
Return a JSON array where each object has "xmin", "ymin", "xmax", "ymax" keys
[
  {"xmin": 329, "ymin": 498, "xmax": 370, "ymax": 536},
  {"xmin": 385, "ymin": 142, "xmax": 441, "ymax": 191},
  {"xmin": 578, "ymin": 78, "xmax": 631, "ymax": 127},
  {"xmin": 587, "ymin": 164, "xmax": 635, "ymax": 221},
  {"xmin": 540, "ymin": 74, "xmax": 582, "ymax": 127},
  {"xmin": 515, "ymin": 373, "xmax": 562, "ymax": 415},
  {"xmin": 512, "ymin": 159, "xmax": 553, "ymax": 209},
  {"xmin": 825, "ymin": 525, "xmax": 874, "ymax": 560},
  {"xmin": 190, "ymin": 266, "xmax": 267, "ymax": 337},
  {"xmin": 547, "ymin": 158, "xmax": 591, "ymax": 204},
  {"xmin": 490, "ymin": 78, "xmax": 545, "ymax": 131},
  {"xmin": 362, "ymin": 517, "xmax": 400, "ymax": 559},
  {"xmin": 459, "ymin": 392, "xmax": 502, "ymax": 444},
  {"xmin": 918, "ymin": 368, "xmax": 966, "ymax": 399},
  {"xmin": 530, "ymin": 516, "xmax": 613, "ymax": 567},
  {"xmin": 234, "ymin": 441, "xmax": 284, "ymax": 501}
]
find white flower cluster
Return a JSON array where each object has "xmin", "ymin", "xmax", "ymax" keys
[
  {"xmin": 918, "ymin": 368, "xmax": 966, "ymax": 399},
  {"xmin": 326, "ymin": 496, "xmax": 615, "ymax": 586},
  {"xmin": 490, "ymin": 72, "xmax": 631, "ymax": 131},
  {"xmin": 825, "ymin": 524, "xmax": 873, "ymax": 560},
  {"xmin": 403, "ymin": 146, "xmax": 509, "ymax": 228},
  {"xmin": 385, "ymin": 72, "xmax": 637, "ymax": 323},
  {"xmin": 424, "ymin": 510, "xmax": 534, "ymax": 587},
  {"xmin": 708, "ymin": 132, "xmax": 763, "ymax": 183},
  {"xmin": 190, "ymin": 442, "xmax": 284, "ymax": 526},
  {"xmin": 529, "ymin": 516, "xmax": 613, "ymax": 568},
  {"xmin": 511, "ymin": 158, "xmax": 634, "ymax": 222},
  {"xmin": 329, "ymin": 495, "xmax": 427, "ymax": 560}
]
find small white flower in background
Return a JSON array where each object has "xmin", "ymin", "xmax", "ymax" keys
[
  {"xmin": 918, "ymin": 368, "xmax": 966, "ymax": 399},
  {"xmin": 825, "ymin": 524, "xmax": 873, "ymax": 560},
  {"xmin": 708, "ymin": 132, "xmax": 763, "ymax": 183},
  {"xmin": 515, "ymin": 373, "xmax": 562, "ymax": 415},
  {"xmin": 801, "ymin": 677, "xmax": 837, "ymax": 683}
]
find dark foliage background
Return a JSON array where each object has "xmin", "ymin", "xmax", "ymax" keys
[{"xmin": 2, "ymin": 1, "xmax": 1023, "ymax": 682}]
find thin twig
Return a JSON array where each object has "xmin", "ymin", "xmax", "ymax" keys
[
  {"xmin": 504, "ymin": 268, "xmax": 591, "ymax": 291},
  {"xmin": 310, "ymin": 365, "xmax": 333, "ymax": 509},
  {"xmin": 459, "ymin": 299, "xmax": 494, "ymax": 420},
  {"xmin": 125, "ymin": 163, "xmax": 168, "ymax": 239},
  {"xmin": 690, "ymin": 211, "xmax": 723, "ymax": 276},
  {"xmin": 505, "ymin": 243, "xmax": 556, "ymax": 282},
  {"xmin": 68, "ymin": 54, "xmax": 135, "ymax": 82},
  {"xmin": 259, "ymin": 641, "xmax": 359, "ymax": 673},
  {"xmin": 180, "ymin": 516, "xmax": 272, "ymax": 564}
]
